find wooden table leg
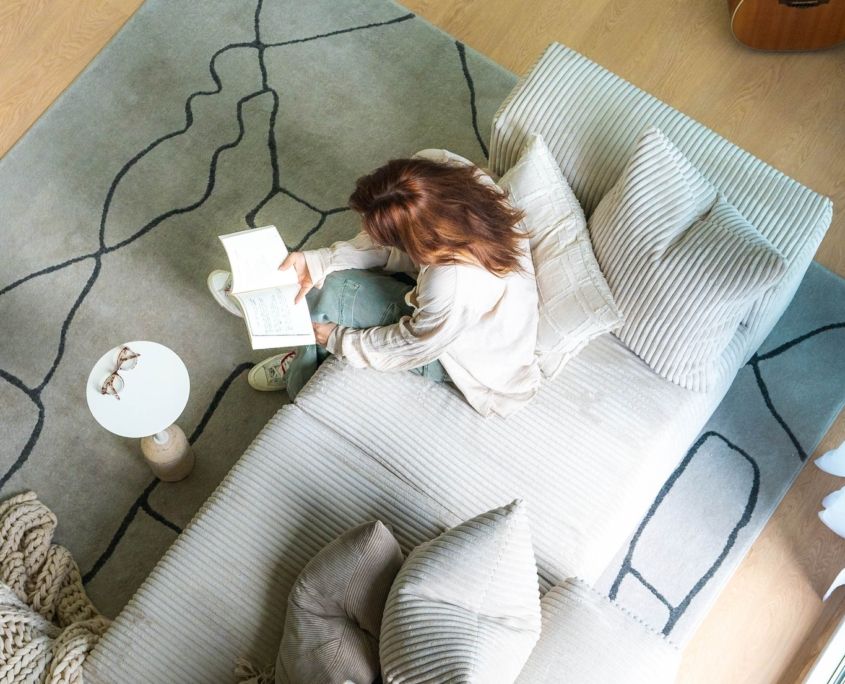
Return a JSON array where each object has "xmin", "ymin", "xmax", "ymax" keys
[{"xmin": 140, "ymin": 424, "xmax": 194, "ymax": 482}]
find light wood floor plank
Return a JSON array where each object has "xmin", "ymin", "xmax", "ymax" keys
[{"xmin": 0, "ymin": 0, "xmax": 144, "ymax": 159}]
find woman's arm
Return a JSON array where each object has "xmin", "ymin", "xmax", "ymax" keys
[
  {"xmin": 302, "ymin": 231, "xmax": 417, "ymax": 288},
  {"xmin": 326, "ymin": 266, "xmax": 466, "ymax": 372}
]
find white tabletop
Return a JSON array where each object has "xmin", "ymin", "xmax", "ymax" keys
[{"xmin": 86, "ymin": 341, "xmax": 190, "ymax": 438}]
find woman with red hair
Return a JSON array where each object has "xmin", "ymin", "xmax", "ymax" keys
[{"xmin": 211, "ymin": 150, "xmax": 540, "ymax": 417}]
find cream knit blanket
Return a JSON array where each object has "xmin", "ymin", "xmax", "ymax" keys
[{"xmin": 0, "ymin": 492, "xmax": 109, "ymax": 683}]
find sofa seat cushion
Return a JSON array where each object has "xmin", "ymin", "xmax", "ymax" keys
[
  {"xmin": 84, "ymin": 407, "xmax": 461, "ymax": 684},
  {"xmin": 515, "ymin": 578, "xmax": 680, "ymax": 683},
  {"xmin": 294, "ymin": 337, "xmax": 732, "ymax": 588}
]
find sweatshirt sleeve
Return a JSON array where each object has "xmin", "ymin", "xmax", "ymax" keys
[
  {"xmin": 326, "ymin": 266, "xmax": 465, "ymax": 372},
  {"xmin": 302, "ymin": 231, "xmax": 417, "ymax": 288},
  {"xmin": 412, "ymin": 148, "xmax": 500, "ymax": 187}
]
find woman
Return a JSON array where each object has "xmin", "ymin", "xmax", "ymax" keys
[{"xmin": 209, "ymin": 150, "xmax": 541, "ymax": 417}]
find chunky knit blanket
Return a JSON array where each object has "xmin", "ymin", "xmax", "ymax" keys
[{"xmin": 0, "ymin": 492, "xmax": 109, "ymax": 683}]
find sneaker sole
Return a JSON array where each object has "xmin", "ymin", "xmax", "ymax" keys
[
  {"xmin": 207, "ymin": 270, "xmax": 243, "ymax": 318},
  {"xmin": 247, "ymin": 364, "xmax": 287, "ymax": 392}
]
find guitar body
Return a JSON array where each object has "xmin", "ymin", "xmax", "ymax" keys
[{"xmin": 729, "ymin": 0, "xmax": 845, "ymax": 50}]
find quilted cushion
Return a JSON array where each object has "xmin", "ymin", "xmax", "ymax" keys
[
  {"xmin": 515, "ymin": 578, "xmax": 680, "ymax": 683},
  {"xmin": 499, "ymin": 134, "xmax": 622, "ymax": 379}
]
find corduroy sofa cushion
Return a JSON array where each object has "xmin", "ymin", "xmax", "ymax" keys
[
  {"xmin": 380, "ymin": 501, "xmax": 541, "ymax": 684},
  {"xmin": 588, "ymin": 127, "xmax": 786, "ymax": 390},
  {"xmin": 276, "ymin": 521, "xmax": 403, "ymax": 684}
]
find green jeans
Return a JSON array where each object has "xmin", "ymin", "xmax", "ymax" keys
[{"xmin": 284, "ymin": 269, "xmax": 450, "ymax": 400}]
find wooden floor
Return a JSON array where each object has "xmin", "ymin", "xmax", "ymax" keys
[{"xmin": 2, "ymin": 1, "xmax": 844, "ymax": 682}]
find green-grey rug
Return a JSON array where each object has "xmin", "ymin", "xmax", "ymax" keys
[
  {"xmin": 0, "ymin": 0, "xmax": 513, "ymax": 618},
  {"xmin": 0, "ymin": 0, "xmax": 843, "ymax": 647}
]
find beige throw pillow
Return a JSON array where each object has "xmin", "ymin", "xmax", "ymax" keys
[
  {"xmin": 499, "ymin": 134, "xmax": 623, "ymax": 379},
  {"xmin": 276, "ymin": 521, "xmax": 403, "ymax": 684},
  {"xmin": 380, "ymin": 500, "xmax": 541, "ymax": 684},
  {"xmin": 588, "ymin": 127, "xmax": 786, "ymax": 391}
]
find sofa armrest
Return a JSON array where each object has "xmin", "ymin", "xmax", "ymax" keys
[{"xmin": 516, "ymin": 578, "xmax": 680, "ymax": 683}]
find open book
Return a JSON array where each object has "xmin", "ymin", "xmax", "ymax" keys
[{"xmin": 218, "ymin": 225, "xmax": 316, "ymax": 350}]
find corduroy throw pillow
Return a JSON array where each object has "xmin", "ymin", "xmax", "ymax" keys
[
  {"xmin": 276, "ymin": 520, "xmax": 403, "ymax": 684},
  {"xmin": 588, "ymin": 127, "xmax": 786, "ymax": 391},
  {"xmin": 380, "ymin": 500, "xmax": 541, "ymax": 683}
]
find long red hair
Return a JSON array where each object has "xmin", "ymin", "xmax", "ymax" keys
[{"xmin": 348, "ymin": 158, "xmax": 525, "ymax": 276}]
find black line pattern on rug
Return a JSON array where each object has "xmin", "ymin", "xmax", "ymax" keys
[
  {"xmin": 5, "ymin": 0, "xmax": 503, "ymax": 607},
  {"xmin": 749, "ymin": 322, "xmax": 845, "ymax": 461},
  {"xmin": 82, "ymin": 478, "xmax": 161, "ymax": 585},
  {"xmin": 82, "ymin": 361, "xmax": 253, "ymax": 585},
  {"xmin": 628, "ymin": 567, "xmax": 673, "ymax": 612},
  {"xmin": 0, "ymin": 369, "xmax": 46, "ymax": 490},
  {"xmin": 756, "ymin": 322, "xmax": 845, "ymax": 362},
  {"xmin": 0, "ymin": 256, "xmax": 100, "ymax": 489},
  {"xmin": 609, "ymin": 431, "xmax": 761, "ymax": 635},
  {"xmin": 264, "ymin": 13, "xmax": 414, "ymax": 48},
  {"xmin": 0, "ymin": 0, "xmax": 416, "ymax": 496},
  {"xmin": 456, "ymin": 41, "xmax": 489, "ymax": 160},
  {"xmin": 749, "ymin": 359, "xmax": 807, "ymax": 461},
  {"xmin": 609, "ymin": 320, "xmax": 845, "ymax": 633},
  {"xmin": 241, "ymin": 71, "xmax": 350, "ymax": 241}
]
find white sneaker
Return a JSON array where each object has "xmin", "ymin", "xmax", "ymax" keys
[
  {"xmin": 207, "ymin": 270, "xmax": 242, "ymax": 318},
  {"xmin": 248, "ymin": 351, "xmax": 297, "ymax": 391}
]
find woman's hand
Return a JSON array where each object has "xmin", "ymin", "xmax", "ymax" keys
[
  {"xmin": 279, "ymin": 251, "xmax": 313, "ymax": 303},
  {"xmin": 313, "ymin": 321, "xmax": 337, "ymax": 347}
]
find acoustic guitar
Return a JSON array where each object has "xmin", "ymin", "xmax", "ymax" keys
[{"xmin": 729, "ymin": 0, "xmax": 845, "ymax": 50}]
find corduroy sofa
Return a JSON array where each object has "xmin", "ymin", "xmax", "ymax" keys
[{"xmin": 85, "ymin": 44, "xmax": 832, "ymax": 683}]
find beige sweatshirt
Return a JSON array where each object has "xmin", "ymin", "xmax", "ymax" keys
[{"xmin": 302, "ymin": 150, "xmax": 541, "ymax": 417}]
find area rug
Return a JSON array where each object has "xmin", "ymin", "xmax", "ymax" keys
[
  {"xmin": 0, "ymin": 0, "xmax": 842, "ymax": 648},
  {"xmin": 0, "ymin": 0, "xmax": 513, "ymax": 618},
  {"xmin": 596, "ymin": 262, "xmax": 845, "ymax": 642}
]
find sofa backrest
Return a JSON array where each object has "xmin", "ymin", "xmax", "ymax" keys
[{"xmin": 490, "ymin": 43, "xmax": 832, "ymax": 368}]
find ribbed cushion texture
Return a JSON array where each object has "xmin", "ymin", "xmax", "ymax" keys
[
  {"xmin": 276, "ymin": 521, "xmax": 403, "ymax": 684},
  {"xmin": 514, "ymin": 578, "xmax": 680, "ymax": 684},
  {"xmin": 295, "ymin": 344, "xmax": 730, "ymax": 589},
  {"xmin": 85, "ymin": 407, "xmax": 461, "ymax": 683},
  {"xmin": 499, "ymin": 133, "xmax": 622, "ymax": 379},
  {"xmin": 490, "ymin": 43, "xmax": 832, "ymax": 374},
  {"xmin": 588, "ymin": 127, "xmax": 787, "ymax": 390},
  {"xmin": 380, "ymin": 501, "xmax": 541, "ymax": 684}
]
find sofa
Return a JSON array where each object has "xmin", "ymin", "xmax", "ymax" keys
[{"xmin": 84, "ymin": 44, "xmax": 832, "ymax": 683}]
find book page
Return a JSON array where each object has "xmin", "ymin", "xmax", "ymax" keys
[
  {"xmin": 232, "ymin": 287, "xmax": 312, "ymax": 338},
  {"xmin": 219, "ymin": 225, "xmax": 297, "ymax": 293}
]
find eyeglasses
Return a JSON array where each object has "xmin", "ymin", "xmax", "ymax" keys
[{"xmin": 100, "ymin": 346, "xmax": 141, "ymax": 400}]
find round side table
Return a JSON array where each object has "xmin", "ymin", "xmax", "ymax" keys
[{"xmin": 86, "ymin": 340, "xmax": 193, "ymax": 482}]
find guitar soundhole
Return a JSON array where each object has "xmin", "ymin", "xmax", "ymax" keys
[{"xmin": 778, "ymin": 0, "xmax": 830, "ymax": 7}]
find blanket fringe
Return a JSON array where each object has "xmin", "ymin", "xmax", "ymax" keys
[{"xmin": 234, "ymin": 656, "xmax": 275, "ymax": 684}]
